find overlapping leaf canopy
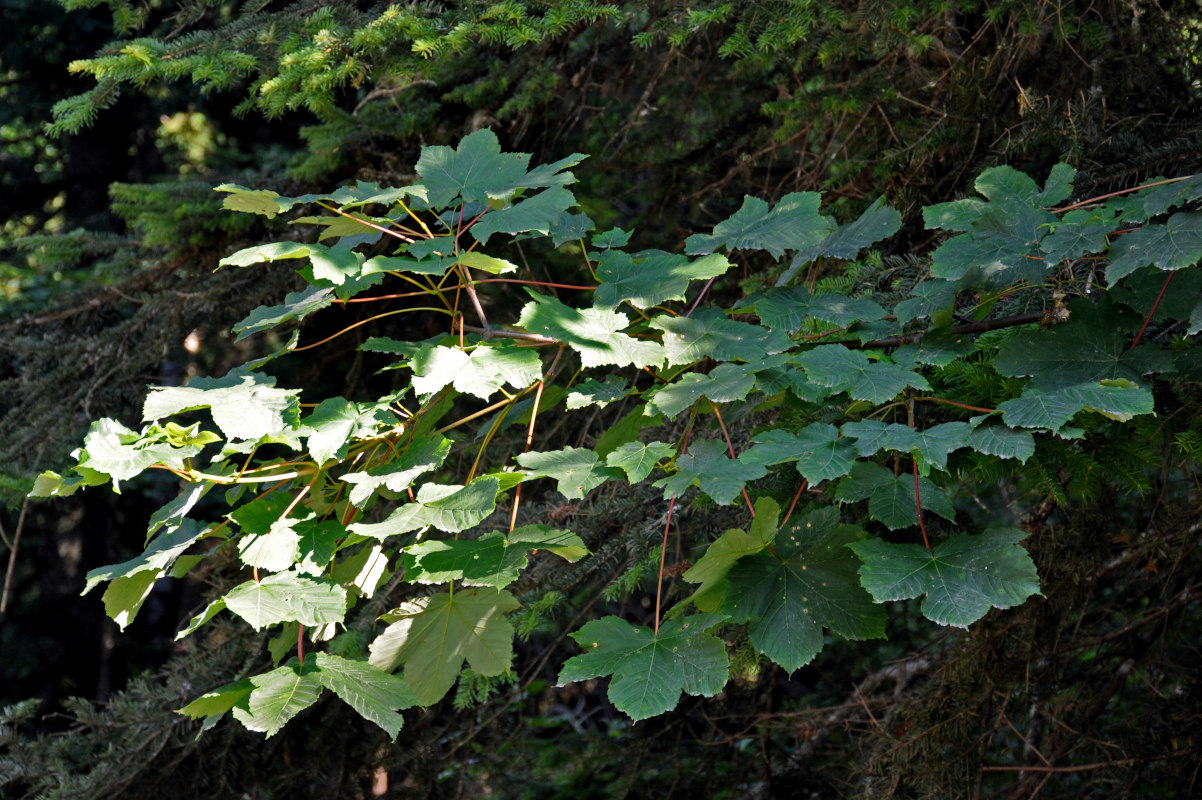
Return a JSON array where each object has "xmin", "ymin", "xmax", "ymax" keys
[{"xmin": 34, "ymin": 133, "xmax": 1202, "ymax": 736}]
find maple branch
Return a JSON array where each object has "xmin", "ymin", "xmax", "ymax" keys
[{"xmin": 857, "ymin": 310, "xmax": 1044, "ymax": 350}]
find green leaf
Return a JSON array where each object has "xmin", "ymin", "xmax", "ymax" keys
[
  {"xmin": 517, "ymin": 294, "xmax": 664, "ymax": 369},
  {"xmin": 403, "ymin": 525, "xmax": 588, "ymax": 589},
  {"xmin": 998, "ymin": 380, "xmax": 1155, "ymax": 430},
  {"xmin": 143, "ymin": 370, "xmax": 300, "ymax": 442},
  {"xmin": 102, "ymin": 571, "xmax": 159, "ymax": 631},
  {"xmin": 650, "ymin": 308, "xmax": 791, "ymax": 365},
  {"xmin": 362, "ymin": 252, "xmax": 458, "ymax": 277},
  {"xmin": 223, "ymin": 572, "xmax": 348, "ymax": 630},
  {"xmin": 685, "ymin": 193, "xmax": 834, "ymax": 257},
  {"xmin": 219, "ymin": 241, "xmax": 363, "ymax": 285},
  {"xmin": 231, "ymin": 663, "xmax": 323, "ymax": 736},
  {"xmin": 558, "ymin": 614, "xmax": 729, "ymax": 721},
  {"xmin": 594, "ymin": 250, "xmax": 731, "ymax": 309},
  {"xmin": 216, "ymin": 184, "xmax": 285, "ymax": 218},
  {"xmin": 238, "ymin": 519, "xmax": 302, "ymax": 573},
  {"xmin": 848, "ymin": 529, "xmax": 1040, "ymax": 627},
  {"xmin": 368, "ymin": 587, "xmax": 520, "ymax": 706},
  {"xmin": 457, "ymin": 250, "xmax": 518, "ymax": 274},
  {"xmin": 516, "ymin": 447, "xmax": 620, "ymax": 499},
  {"xmin": 741, "ymin": 424, "xmax": 857, "ymax": 485},
  {"xmin": 965, "ymin": 424, "xmax": 1036, "ymax": 462},
  {"xmin": 591, "ymin": 227, "xmax": 632, "ymax": 248},
  {"xmin": 232, "ymin": 285, "xmax": 334, "ymax": 342},
  {"xmin": 414, "ymin": 129, "xmax": 584, "ymax": 207},
  {"xmin": 347, "ymin": 477, "xmax": 500, "ymax": 540},
  {"xmin": 566, "ymin": 375, "xmax": 629, "ymax": 410},
  {"xmin": 653, "ymin": 440, "xmax": 768, "ymax": 505},
  {"xmin": 841, "ymin": 421, "xmax": 970, "ymax": 473},
  {"xmin": 682, "ymin": 497, "xmax": 780, "ymax": 611},
  {"xmin": 340, "ymin": 434, "xmax": 451, "ymax": 507},
  {"xmin": 782, "ymin": 197, "xmax": 901, "ymax": 282},
  {"xmin": 605, "ymin": 441, "xmax": 676, "ymax": 483},
  {"xmin": 410, "ymin": 343, "xmax": 541, "ymax": 400},
  {"xmin": 1105, "ymin": 213, "xmax": 1202, "ymax": 283},
  {"xmin": 177, "ymin": 677, "xmax": 253, "ymax": 724},
  {"xmin": 647, "ymin": 362, "xmax": 759, "ymax": 418},
  {"xmin": 1115, "ymin": 174, "xmax": 1202, "ymax": 222},
  {"xmin": 594, "ymin": 407, "xmax": 664, "ymax": 458},
  {"xmin": 76, "ymin": 418, "xmax": 200, "ymax": 486},
  {"xmin": 469, "ymin": 186, "xmax": 575, "ymax": 244},
  {"xmin": 299, "ymin": 397, "xmax": 392, "ymax": 465},
  {"xmin": 84, "ymin": 519, "xmax": 202, "ymax": 594},
  {"xmin": 993, "ymin": 298, "xmax": 1169, "ymax": 391},
  {"xmin": 834, "ymin": 462, "xmax": 955, "ymax": 529},
  {"xmin": 795, "ymin": 345, "xmax": 930, "ymax": 404},
  {"xmin": 550, "ymin": 211, "xmax": 595, "ymax": 246},
  {"xmin": 311, "ymin": 652, "xmax": 418, "ymax": 740},
  {"xmin": 1039, "ymin": 208, "xmax": 1118, "ymax": 263},
  {"xmin": 176, "ymin": 598, "xmax": 227, "ymax": 640},
  {"xmin": 747, "ymin": 286, "xmax": 886, "ymax": 333},
  {"xmin": 722, "ymin": 508, "xmax": 886, "ymax": 671}
]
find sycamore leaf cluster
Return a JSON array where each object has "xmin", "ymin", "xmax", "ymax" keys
[{"xmin": 32, "ymin": 131, "xmax": 1202, "ymax": 736}]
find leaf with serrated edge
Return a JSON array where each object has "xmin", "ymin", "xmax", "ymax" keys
[
  {"xmin": 685, "ymin": 193, "xmax": 834, "ymax": 257},
  {"xmin": 835, "ymin": 462, "xmax": 955, "ymax": 529},
  {"xmin": 795, "ymin": 345, "xmax": 930, "ymax": 404},
  {"xmin": 340, "ymin": 434, "xmax": 450, "ymax": 507},
  {"xmin": 368, "ymin": 587, "xmax": 520, "ymax": 706},
  {"xmin": 518, "ymin": 294, "xmax": 664, "ymax": 368},
  {"xmin": 650, "ymin": 308, "xmax": 790, "ymax": 365},
  {"xmin": 849, "ymin": 529, "xmax": 1040, "ymax": 627},
  {"xmin": 722, "ymin": 508, "xmax": 885, "ymax": 671},
  {"xmin": 741, "ymin": 424, "xmax": 857, "ymax": 485},
  {"xmin": 682, "ymin": 497, "xmax": 780, "ymax": 611},
  {"xmin": 404, "ymin": 525, "xmax": 587, "ymax": 588},
  {"xmin": 311, "ymin": 652, "xmax": 418, "ymax": 739},
  {"xmin": 605, "ymin": 441, "xmax": 676, "ymax": 483},
  {"xmin": 84, "ymin": 519, "xmax": 202, "ymax": 594},
  {"xmin": 653, "ymin": 440, "xmax": 768, "ymax": 505},
  {"xmin": 594, "ymin": 250, "xmax": 730, "ymax": 309},
  {"xmin": 566, "ymin": 375, "xmax": 629, "ymax": 409},
  {"xmin": 231, "ymin": 664, "xmax": 323, "ymax": 737},
  {"xmin": 647, "ymin": 362, "xmax": 758, "ymax": 418},
  {"xmin": 143, "ymin": 370, "xmax": 300, "ymax": 442},
  {"xmin": 516, "ymin": 447, "xmax": 620, "ymax": 499},
  {"xmin": 223, "ymin": 572, "xmax": 347, "ymax": 630},
  {"xmin": 558, "ymin": 614, "xmax": 729, "ymax": 721},
  {"xmin": 347, "ymin": 477, "xmax": 499, "ymax": 539}
]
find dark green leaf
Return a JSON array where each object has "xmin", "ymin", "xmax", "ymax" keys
[
  {"xmin": 834, "ymin": 462, "xmax": 955, "ymax": 529},
  {"xmin": 685, "ymin": 193, "xmax": 834, "ymax": 257},
  {"xmin": 1105, "ymin": 213, "xmax": 1202, "ymax": 283},
  {"xmin": 605, "ymin": 441, "xmax": 676, "ymax": 483},
  {"xmin": 595, "ymin": 250, "xmax": 730, "ymax": 309},
  {"xmin": 722, "ymin": 508, "xmax": 886, "ymax": 671},
  {"xmin": 403, "ymin": 525, "xmax": 587, "ymax": 589},
  {"xmin": 741, "ymin": 424, "xmax": 857, "ymax": 484},
  {"xmin": 650, "ymin": 308, "xmax": 791, "ymax": 365},
  {"xmin": 653, "ymin": 440, "xmax": 768, "ymax": 505},
  {"xmin": 795, "ymin": 345, "xmax": 930, "ymax": 403},
  {"xmin": 848, "ymin": 529, "xmax": 1040, "ymax": 627},
  {"xmin": 647, "ymin": 363, "xmax": 759, "ymax": 418},
  {"xmin": 558, "ymin": 614, "xmax": 729, "ymax": 721}
]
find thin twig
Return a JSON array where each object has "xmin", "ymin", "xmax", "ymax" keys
[{"xmin": 1, "ymin": 497, "xmax": 31, "ymax": 614}]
